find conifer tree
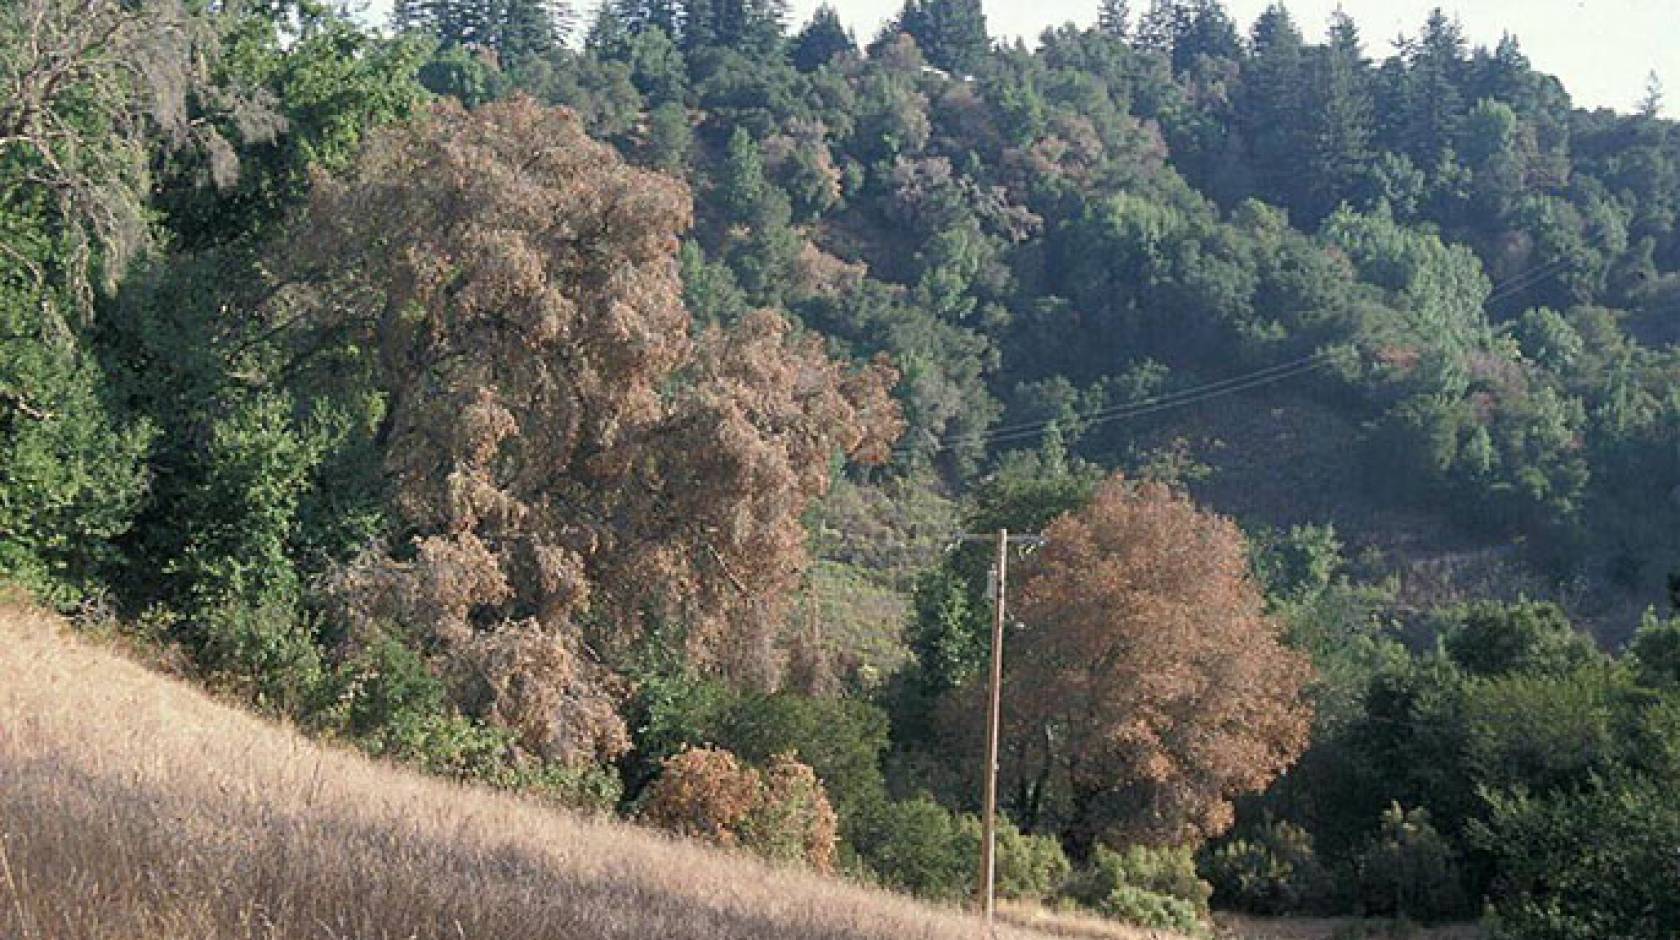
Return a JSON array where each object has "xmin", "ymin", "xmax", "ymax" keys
[
  {"xmin": 1641, "ymin": 70, "xmax": 1665, "ymax": 119},
  {"xmin": 1397, "ymin": 8, "xmax": 1469, "ymax": 165},
  {"xmin": 895, "ymin": 0, "xmax": 989, "ymax": 75},
  {"xmin": 1242, "ymin": 4, "xmax": 1308, "ymax": 211},
  {"xmin": 1302, "ymin": 7, "xmax": 1374, "ymax": 221},
  {"xmin": 792, "ymin": 4, "xmax": 854, "ymax": 71},
  {"xmin": 1097, "ymin": 0, "xmax": 1131, "ymax": 40}
]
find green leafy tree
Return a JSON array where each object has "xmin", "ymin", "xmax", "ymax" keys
[{"xmin": 1475, "ymin": 779, "xmax": 1680, "ymax": 940}]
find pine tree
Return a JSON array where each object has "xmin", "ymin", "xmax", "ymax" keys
[
  {"xmin": 496, "ymin": 0, "xmax": 573, "ymax": 62},
  {"xmin": 895, "ymin": 0, "xmax": 989, "ymax": 75},
  {"xmin": 1242, "ymin": 4, "xmax": 1308, "ymax": 211},
  {"xmin": 1177, "ymin": 0, "xmax": 1240, "ymax": 70},
  {"xmin": 390, "ymin": 0, "xmax": 427, "ymax": 32},
  {"xmin": 1399, "ymin": 8, "xmax": 1468, "ymax": 165},
  {"xmin": 792, "ymin": 4, "xmax": 855, "ymax": 71},
  {"xmin": 1303, "ymin": 7, "xmax": 1374, "ymax": 221},
  {"xmin": 1097, "ymin": 0, "xmax": 1131, "ymax": 40},
  {"xmin": 393, "ymin": 0, "xmax": 573, "ymax": 62},
  {"xmin": 1135, "ymin": 0, "xmax": 1190, "ymax": 55},
  {"xmin": 1641, "ymin": 70, "xmax": 1665, "ymax": 119}
]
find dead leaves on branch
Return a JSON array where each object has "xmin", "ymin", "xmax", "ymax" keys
[{"xmin": 289, "ymin": 98, "xmax": 901, "ymax": 765}]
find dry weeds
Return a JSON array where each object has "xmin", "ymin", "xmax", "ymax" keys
[{"xmin": 0, "ymin": 603, "xmax": 1167, "ymax": 940}]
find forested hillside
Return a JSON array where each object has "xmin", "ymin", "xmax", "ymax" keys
[{"xmin": 4, "ymin": 1, "xmax": 1680, "ymax": 937}]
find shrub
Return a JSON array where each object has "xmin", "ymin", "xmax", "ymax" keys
[
  {"xmin": 1474, "ymin": 778, "xmax": 1680, "ymax": 940},
  {"xmin": 639, "ymin": 747, "xmax": 765, "ymax": 847},
  {"xmin": 196, "ymin": 599, "xmax": 325, "ymax": 714},
  {"xmin": 1065, "ymin": 844, "xmax": 1212, "ymax": 933},
  {"xmin": 849, "ymin": 795, "xmax": 973, "ymax": 900},
  {"xmin": 1099, "ymin": 885, "xmax": 1205, "ymax": 935},
  {"xmin": 1354, "ymin": 803, "xmax": 1466, "ymax": 921},
  {"xmin": 740, "ymin": 753, "xmax": 841, "ymax": 872},
  {"xmin": 639, "ymin": 747, "xmax": 839, "ymax": 871},
  {"xmin": 990, "ymin": 819, "xmax": 1073, "ymax": 902},
  {"xmin": 1631, "ymin": 610, "xmax": 1680, "ymax": 688},
  {"xmin": 1202, "ymin": 817, "xmax": 1332, "ymax": 914},
  {"xmin": 849, "ymin": 796, "xmax": 1069, "ymax": 902},
  {"xmin": 1440, "ymin": 600, "xmax": 1600, "ymax": 678}
]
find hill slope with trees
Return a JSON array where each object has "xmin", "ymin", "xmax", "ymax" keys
[{"xmin": 4, "ymin": 0, "xmax": 1680, "ymax": 936}]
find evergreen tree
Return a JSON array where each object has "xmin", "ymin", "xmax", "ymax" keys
[
  {"xmin": 394, "ymin": 0, "xmax": 573, "ymax": 63},
  {"xmin": 718, "ymin": 126, "xmax": 770, "ymax": 223},
  {"xmin": 1097, "ymin": 0, "xmax": 1131, "ymax": 40},
  {"xmin": 680, "ymin": 0, "xmax": 788, "ymax": 53},
  {"xmin": 895, "ymin": 0, "xmax": 990, "ymax": 75},
  {"xmin": 1302, "ymin": 7, "xmax": 1374, "ymax": 220},
  {"xmin": 1136, "ymin": 0, "xmax": 1191, "ymax": 55},
  {"xmin": 792, "ymin": 4, "xmax": 854, "ymax": 71},
  {"xmin": 497, "ymin": 0, "xmax": 573, "ymax": 61},
  {"xmin": 1178, "ymin": 0, "xmax": 1241, "ymax": 70},
  {"xmin": 1242, "ymin": 4, "xmax": 1309, "ymax": 212},
  {"xmin": 1396, "ymin": 8, "xmax": 1469, "ymax": 166},
  {"xmin": 1641, "ymin": 70, "xmax": 1665, "ymax": 119}
]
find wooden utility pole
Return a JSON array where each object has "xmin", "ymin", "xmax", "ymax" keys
[
  {"xmin": 957, "ymin": 529, "xmax": 1045, "ymax": 934},
  {"xmin": 979, "ymin": 528, "xmax": 1007, "ymax": 930}
]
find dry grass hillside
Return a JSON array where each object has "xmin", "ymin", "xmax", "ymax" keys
[{"xmin": 0, "ymin": 603, "xmax": 1173, "ymax": 940}]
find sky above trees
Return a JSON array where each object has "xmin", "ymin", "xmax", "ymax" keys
[{"xmin": 359, "ymin": 0, "xmax": 1672, "ymax": 114}]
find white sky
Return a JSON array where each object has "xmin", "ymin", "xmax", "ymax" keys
[{"xmin": 354, "ymin": 0, "xmax": 1674, "ymax": 114}]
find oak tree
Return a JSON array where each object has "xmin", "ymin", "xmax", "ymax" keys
[
  {"xmin": 988, "ymin": 475, "xmax": 1312, "ymax": 853},
  {"xmin": 278, "ymin": 98, "xmax": 899, "ymax": 765}
]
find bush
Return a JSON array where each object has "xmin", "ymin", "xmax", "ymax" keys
[
  {"xmin": 639, "ymin": 746, "xmax": 765, "ymax": 846},
  {"xmin": 849, "ymin": 796, "xmax": 1069, "ymax": 902},
  {"xmin": 626, "ymin": 675, "xmax": 889, "ymax": 819},
  {"xmin": 1474, "ymin": 778, "xmax": 1680, "ymax": 940},
  {"xmin": 740, "ymin": 753, "xmax": 842, "ymax": 872},
  {"xmin": 196, "ymin": 599, "xmax": 325, "ymax": 714},
  {"xmin": 1354, "ymin": 803, "xmax": 1466, "ymax": 921},
  {"xmin": 990, "ymin": 819, "xmax": 1073, "ymax": 902},
  {"xmin": 1440, "ymin": 600, "xmax": 1600, "ymax": 678},
  {"xmin": 849, "ymin": 795, "xmax": 973, "ymax": 900},
  {"xmin": 1202, "ymin": 817, "xmax": 1333, "ymax": 914},
  {"xmin": 1099, "ymin": 885, "xmax": 1205, "ymax": 935},
  {"xmin": 638, "ymin": 747, "xmax": 839, "ymax": 871},
  {"xmin": 1065, "ymin": 844, "xmax": 1212, "ymax": 933}
]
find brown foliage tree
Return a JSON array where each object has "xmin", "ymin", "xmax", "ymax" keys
[
  {"xmin": 979, "ymin": 475, "xmax": 1312, "ymax": 854},
  {"xmin": 283, "ymin": 98, "xmax": 900, "ymax": 765},
  {"xmin": 638, "ymin": 747, "xmax": 839, "ymax": 871}
]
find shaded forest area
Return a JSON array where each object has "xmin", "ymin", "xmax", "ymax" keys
[{"xmin": 3, "ymin": 1, "xmax": 1679, "ymax": 937}]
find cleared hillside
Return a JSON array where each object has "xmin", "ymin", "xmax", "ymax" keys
[{"xmin": 0, "ymin": 603, "xmax": 1154, "ymax": 940}]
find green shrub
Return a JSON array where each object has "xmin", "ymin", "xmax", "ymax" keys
[
  {"xmin": 1202, "ymin": 817, "xmax": 1332, "ymax": 914},
  {"xmin": 1065, "ymin": 844, "xmax": 1212, "ymax": 933},
  {"xmin": 849, "ymin": 795, "xmax": 973, "ymax": 900},
  {"xmin": 1099, "ymin": 885, "xmax": 1205, "ymax": 935},
  {"xmin": 1354, "ymin": 803, "xmax": 1466, "ymax": 921},
  {"xmin": 1474, "ymin": 778, "xmax": 1680, "ymax": 940},
  {"xmin": 322, "ymin": 633, "xmax": 515, "ymax": 783},
  {"xmin": 850, "ymin": 795, "xmax": 1072, "ymax": 903},
  {"xmin": 521, "ymin": 760, "xmax": 625, "ymax": 814},
  {"xmin": 992, "ymin": 820, "xmax": 1074, "ymax": 902},
  {"xmin": 196, "ymin": 599, "xmax": 325, "ymax": 714}
]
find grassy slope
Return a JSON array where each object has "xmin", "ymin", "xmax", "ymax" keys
[{"xmin": 0, "ymin": 603, "xmax": 1172, "ymax": 940}]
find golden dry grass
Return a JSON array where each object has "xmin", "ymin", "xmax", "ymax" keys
[{"xmin": 0, "ymin": 603, "xmax": 1174, "ymax": 940}]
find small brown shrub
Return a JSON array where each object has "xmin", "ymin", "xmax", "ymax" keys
[{"xmin": 640, "ymin": 747, "xmax": 839, "ymax": 871}]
